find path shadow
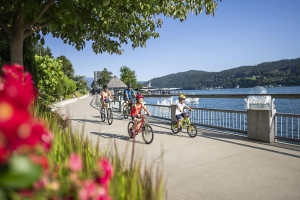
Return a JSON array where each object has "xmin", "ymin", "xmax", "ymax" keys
[
  {"xmin": 71, "ymin": 119, "xmax": 100, "ymax": 124},
  {"xmin": 154, "ymin": 130, "xmax": 190, "ymax": 138},
  {"xmin": 90, "ymin": 132, "xmax": 144, "ymax": 144}
]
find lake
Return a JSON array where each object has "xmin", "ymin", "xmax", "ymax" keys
[{"xmin": 144, "ymin": 86, "xmax": 300, "ymax": 114}]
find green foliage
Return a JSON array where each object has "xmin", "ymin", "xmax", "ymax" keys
[
  {"xmin": 35, "ymin": 55, "xmax": 64, "ymax": 99},
  {"xmin": 96, "ymin": 68, "xmax": 112, "ymax": 87},
  {"xmin": 34, "ymin": 104, "xmax": 164, "ymax": 200},
  {"xmin": 120, "ymin": 66, "xmax": 137, "ymax": 88},
  {"xmin": 150, "ymin": 58, "xmax": 300, "ymax": 89},
  {"xmin": 0, "ymin": 156, "xmax": 42, "ymax": 189},
  {"xmin": 57, "ymin": 75, "xmax": 77, "ymax": 99},
  {"xmin": 73, "ymin": 75, "xmax": 88, "ymax": 90},
  {"xmin": 57, "ymin": 55, "xmax": 75, "ymax": 79},
  {"xmin": 79, "ymin": 89, "xmax": 88, "ymax": 95},
  {"xmin": 34, "ymin": 43, "xmax": 53, "ymax": 58},
  {"xmin": 0, "ymin": 0, "xmax": 220, "ymax": 64}
]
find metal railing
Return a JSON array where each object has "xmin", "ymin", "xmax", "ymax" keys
[
  {"xmin": 189, "ymin": 108, "xmax": 247, "ymax": 133},
  {"xmin": 146, "ymin": 104, "xmax": 171, "ymax": 120},
  {"xmin": 146, "ymin": 104, "xmax": 247, "ymax": 133},
  {"xmin": 275, "ymin": 113, "xmax": 300, "ymax": 142},
  {"xmin": 110, "ymin": 94, "xmax": 300, "ymax": 142}
]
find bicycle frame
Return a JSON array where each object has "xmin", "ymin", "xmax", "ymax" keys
[{"xmin": 134, "ymin": 116, "xmax": 146, "ymax": 133}]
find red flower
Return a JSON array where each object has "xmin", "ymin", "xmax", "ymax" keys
[
  {"xmin": 96, "ymin": 158, "xmax": 113, "ymax": 186},
  {"xmin": 29, "ymin": 154, "xmax": 49, "ymax": 171}
]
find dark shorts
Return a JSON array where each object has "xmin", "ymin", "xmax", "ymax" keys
[
  {"xmin": 131, "ymin": 114, "xmax": 142, "ymax": 120},
  {"xmin": 176, "ymin": 113, "xmax": 186, "ymax": 120},
  {"xmin": 101, "ymin": 99, "xmax": 110, "ymax": 103},
  {"xmin": 123, "ymin": 97, "xmax": 132, "ymax": 102}
]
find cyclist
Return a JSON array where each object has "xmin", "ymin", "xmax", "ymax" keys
[
  {"xmin": 130, "ymin": 94, "xmax": 151, "ymax": 135},
  {"xmin": 123, "ymin": 84, "xmax": 136, "ymax": 113},
  {"xmin": 176, "ymin": 94, "xmax": 192, "ymax": 131},
  {"xmin": 100, "ymin": 85, "xmax": 114, "ymax": 113}
]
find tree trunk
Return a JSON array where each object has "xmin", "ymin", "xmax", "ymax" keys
[{"xmin": 10, "ymin": 30, "xmax": 24, "ymax": 65}]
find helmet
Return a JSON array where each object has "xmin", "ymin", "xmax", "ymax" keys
[
  {"xmin": 179, "ymin": 94, "xmax": 186, "ymax": 99},
  {"xmin": 127, "ymin": 84, "xmax": 132, "ymax": 88},
  {"xmin": 136, "ymin": 94, "xmax": 144, "ymax": 99},
  {"xmin": 102, "ymin": 85, "xmax": 108, "ymax": 89}
]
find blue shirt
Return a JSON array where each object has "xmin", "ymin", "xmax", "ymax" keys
[{"xmin": 124, "ymin": 89, "xmax": 135, "ymax": 99}]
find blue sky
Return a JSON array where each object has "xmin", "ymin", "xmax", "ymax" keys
[{"xmin": 44, "ymin": 0, "xmax": 300, "ymax": 81}]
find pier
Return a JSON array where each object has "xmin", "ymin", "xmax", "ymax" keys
[{"xmin": 59, "ymin": 94, "xmax": 300, "ymax": 200}]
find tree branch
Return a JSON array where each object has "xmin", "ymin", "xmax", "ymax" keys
[
  {"xmin": 24, "ymin": 22, "xmax": 50, "ymax": 38},
  {"xmin": 0, "ymin": 21, "xmax": 12, "ymax": 37},
  {"xmin": 21, "ymin": 0, "xmax": 56, "ymax": 30}
]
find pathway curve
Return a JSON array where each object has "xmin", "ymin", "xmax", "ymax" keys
[{"xmin": 58, "ymin": 95, "xmax": 300, "ymax": 200}]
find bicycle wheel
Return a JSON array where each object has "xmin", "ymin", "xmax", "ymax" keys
[
  {"xmin": 127, "ymin": 121, "xmax": 135, "ymax": 138},
  {"xmin": 100, "ymin": 109, "xmax": 105, "ymax": 122},
  {"xmin": 123, "ymin": 104, "xmax": 129, "ymax": 119},
  {"xmin": 171, "ymin": 121, "xmax": 179, "ymax": 134},
  {"xmin": 187, "ymin": 124, "xmax": 198, "ymax": 138},
  {"xmin": 107, "ymin": 108, "xmax": 113, "ymax": 125},
  {"xmin": 142, "ymin": 123, "xmax": 154, "ymax": 144}
]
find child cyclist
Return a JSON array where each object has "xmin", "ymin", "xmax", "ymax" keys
[
  {"xmin": 176, "ymin": 94, "xmax": 192, "ymax": 131},
  {"xmin": 130, "ymin": 94, "xmax": 151, "ymax": 135},
  {"xmin": 100, "ymin": 85, "xmax": 114, "ymax": 113}
]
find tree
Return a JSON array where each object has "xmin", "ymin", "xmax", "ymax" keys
[
  {"xmin": 57, "ymin": 75, "xmax": 76, "ymax": 99},
  {"xmin": 73, "ymin": 75, "xmax": 88, "ymax": 91},
  {"xmin": 96, "ymin": 68, "xmax": 112, "ymax": 87},
  {"xmin": 120, "ymin": 66, "xmax": 137, "ymax": 87},
  {"xmin": 34, "ymin": 43, "xmax": 53, "ymax": 58},
  {"xmin": 0, "ymin": 0, "xmax": 220, "ymax": 65},
  {"xmin": 57, "ymin": 55, "xmax": 75, "ymax": 79}
]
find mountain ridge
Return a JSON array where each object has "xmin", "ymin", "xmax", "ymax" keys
[{"xmin": 148, "ymin": 58, "xmax": 300, "ymax": 89}]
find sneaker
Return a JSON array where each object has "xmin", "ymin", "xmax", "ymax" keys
[
  {"xmin": 100, "ymin": 109, "xmax": 104, "ymax": 114},
  {"xmin": 178, "ymin": 127, "xmax": 182, "ymax": 132}
]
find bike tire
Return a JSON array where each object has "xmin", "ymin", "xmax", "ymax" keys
[
  {"xmin": 100, "ymin": 110, "xmax": 105, "ymax": 122},
  {"xmin": 142, "ymin": 123, "xmax": 154, "ymax": 144},
  {"xmin": 187, "ymin": 124, "xmax": 198, "ymax": 138},
  {"xmin": 123, "ymin": 104, "xmax": 129, "ymax": 119},
  {"xmin": 171, "ymin": 121, "xmax": 179, "ymax": 134},
  {"xmin": 107, "ymin": 108, "xmax": 113, "ymax": 125},
  {"xmin": 127, "ymin": 121, "xmax": 135, "ymax": 138}
]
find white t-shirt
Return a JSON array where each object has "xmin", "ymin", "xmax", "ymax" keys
[{"xmin": 175, "ymin": 102, "xmax": 186, "ymax": 115}]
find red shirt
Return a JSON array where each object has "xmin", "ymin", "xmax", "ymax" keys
[{"xmin": 131, "ymin": 103, "xmax": 142, "ymax": 116}]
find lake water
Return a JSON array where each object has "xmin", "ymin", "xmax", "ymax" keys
[{"xmin": 144, "ymin": 86, "xmax": 300, "ymax": 114}]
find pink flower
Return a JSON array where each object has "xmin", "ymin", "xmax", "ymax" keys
[
  {"xmin": 68, "ymin": 153, "xmax": 82, "ymax": 172},
  {"xmin": 78, "ymin": 180, "xmax": 96, "ymax": 200},
  {"xmin": 96, "ymin": 158, "xmax": 113, "ymax": 186}
]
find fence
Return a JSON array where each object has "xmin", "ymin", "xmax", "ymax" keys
[
  {"xmin": 275, "ymin": 113, "xmax": 300, "ymax": 142},
  {"xmin": 110, "ymin": 93, "xmax": 300, "ymax": 143}
]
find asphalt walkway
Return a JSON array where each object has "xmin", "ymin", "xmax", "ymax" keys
[{"xmin": 58, "ymin": 95, "xmax": 300, "ymax": 200}]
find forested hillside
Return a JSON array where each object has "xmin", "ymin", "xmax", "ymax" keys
[{"xmin": 150, "ymin": 58, "xmax": 300, "ymax": 89}]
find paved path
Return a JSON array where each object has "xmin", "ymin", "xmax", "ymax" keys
[{"xmin": 59, "ymin": 95, "xmax": 300, "ymax": 200}]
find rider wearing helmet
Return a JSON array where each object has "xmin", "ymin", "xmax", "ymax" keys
[
  {"xmin": 175, "ymin": 93, "xmax": 192, "ymax": 131},
  {"xmin": 123, "ymin": 84, "xmax": 136, "ymax": 112},
  {"xmin": 100, "ymin": 85, "xmax": 114, "ymax": 113},
  {"xmin": 130, "ymin": 93, "xmax": 151, "ymax": 136}
]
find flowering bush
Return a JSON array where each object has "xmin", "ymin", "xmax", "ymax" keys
[{"xmin": 0, "ymin": 64, "xmax": 113, "ymax": 199}]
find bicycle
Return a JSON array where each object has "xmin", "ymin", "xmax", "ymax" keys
[
  {"xmin": 127, "ymin": 115, "xmax": 154, "ymax": 144},
  {"xmin": 122, "ymin": 99, "xmax": 134, "ymax": 119},
  {"xmin": 171, "ymin": 110, "xmax": 198, "ymax": 138},
  {"xmin": 100, "ymin": 100, "xmax": 114, "ymax": 125}
]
